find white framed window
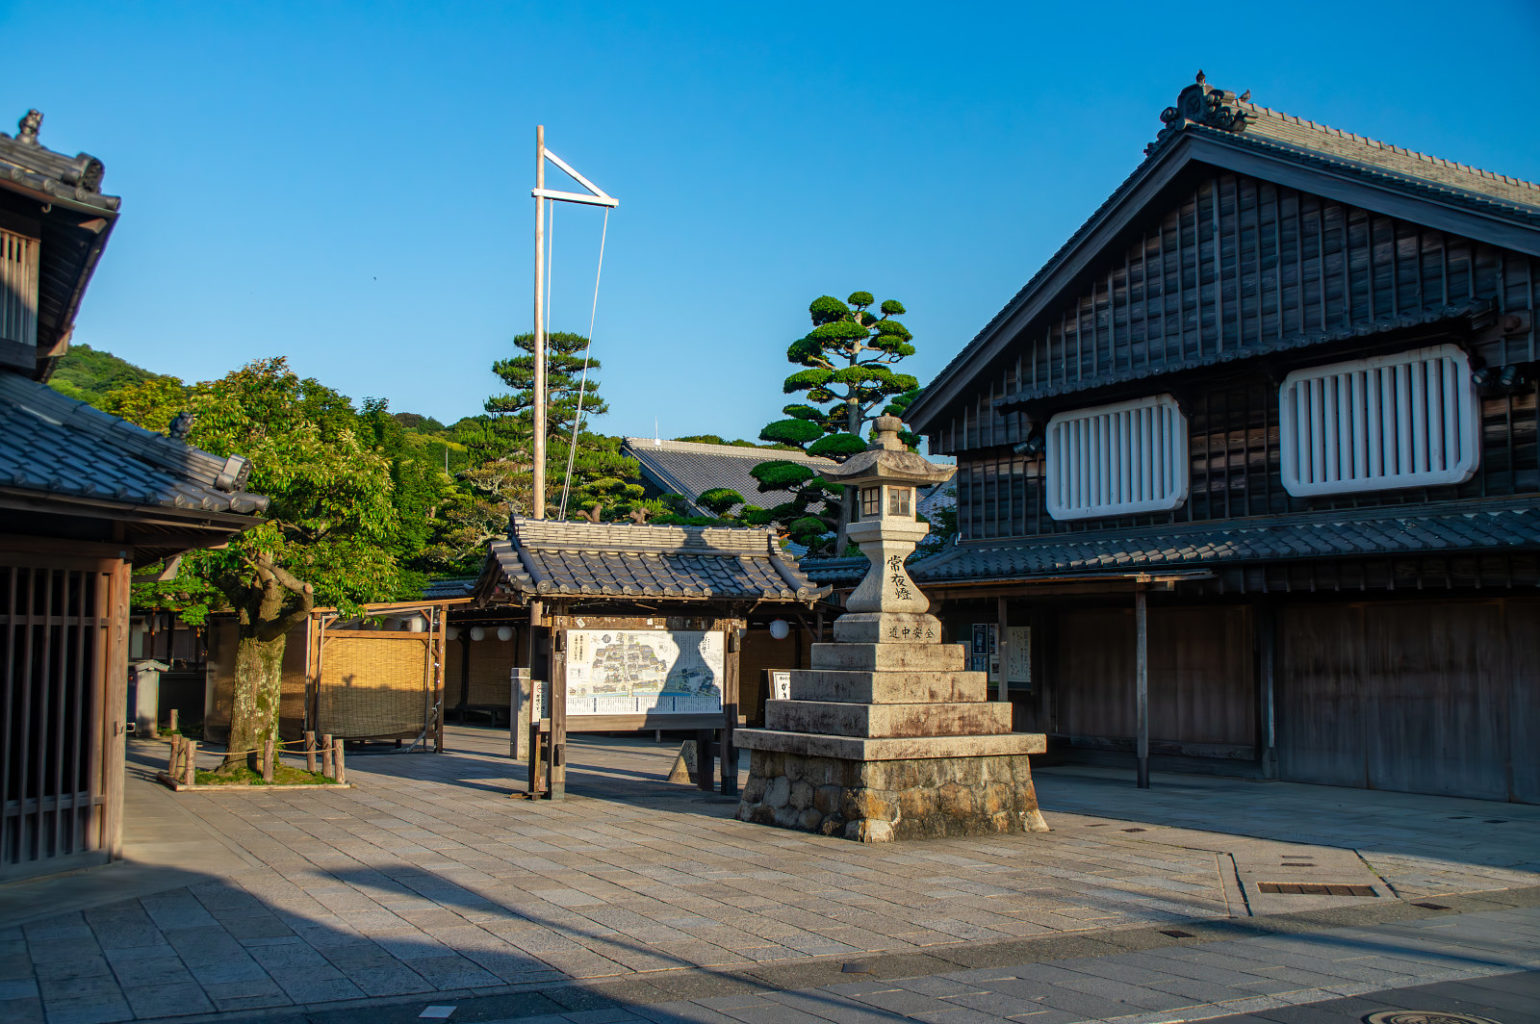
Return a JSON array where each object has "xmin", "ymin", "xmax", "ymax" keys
[
  {"xmin": 1045, "ymin": 394, "xmax": 1188, "ymax": 520},
  {"xmin": 1279, "ymin": 344, "xmax": 1480, "ymax": 497},
  {"xmin": 1, "ymin": 227, "xmax": 40, "ymax": 348}
]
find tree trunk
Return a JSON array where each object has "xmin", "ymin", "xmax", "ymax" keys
[
  {"xmin": 226, "ymin": 626, "xmax": 288, "ymax": 771},
  {"xmin": 836, "ymin": 397, "xmax": 862, "ymax": 555},
  {"xmin": 220, "ymin": 555, "xmax": 313, "ymax": 771}
]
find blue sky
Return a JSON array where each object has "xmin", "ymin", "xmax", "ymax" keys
[{"xmin": 5, "ymin": 1, "xmax": 1539, "ymax": 443}]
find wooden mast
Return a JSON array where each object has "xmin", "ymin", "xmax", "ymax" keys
[{"xmin": 532, "ymin": 125, "xmax": 547, "ymax": 520}]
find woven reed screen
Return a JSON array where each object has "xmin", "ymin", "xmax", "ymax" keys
[{"xmin": 317, "ymin": 635, "xmax": 430, "ymax": 740}]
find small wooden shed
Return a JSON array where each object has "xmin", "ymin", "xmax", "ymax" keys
[{"xmin": 472, "ymin": 517, "xmax": 829, "ymax": 798}]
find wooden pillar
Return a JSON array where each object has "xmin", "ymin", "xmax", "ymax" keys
[
  {"xmin": 1257, "ymin": 601, "xmax": 1278, "ymax": 779},
  {"xmin": 549, "ymin": 627, "xmax": 567, "ymax": 800},
  {"xmin": 1135, "ymin": 586, "xmax": 1150, "ymax": 789},
  {"xmin": 996, "ymin": 596, "xmax": 1010, "ymax": 704},
  {"xmin": 720, "ymin": 622, "xmax": 740, "ymax": 796},
  {"xmin": 695, "ymin": 729, "xmax": 715, "ymax": 792},
  {"xmin": 102, "ymin": 558, "xmax": 131, "ymax": 858}
]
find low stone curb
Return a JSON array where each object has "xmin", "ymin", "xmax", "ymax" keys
[{"xmin": 155, "ymin": 772, "xmax": 352, "ymax": 792}]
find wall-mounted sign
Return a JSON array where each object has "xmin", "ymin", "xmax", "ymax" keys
[{"xmin": 769, "ymin": 670, "xmax": 791, "ymax": 702}]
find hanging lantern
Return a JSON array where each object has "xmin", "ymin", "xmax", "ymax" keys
[
  {"xmin": 469, "ymin": 626, "xmax": 487, "ymax": 642},
  {"xmin": 446, "ymin": 626, "xmax": 460, "ymax": 641},
  {"xmin": 769, "ymin": 619, "xmax": 791, "ymax": 640},
  {"xmin": 496, "ymin": 626, "xmax": 514, "ymax": 642}
]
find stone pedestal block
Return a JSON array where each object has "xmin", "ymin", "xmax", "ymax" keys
[{"xmin": 736, "ymin": 749, "xmax": 1049, "ymax": 841}]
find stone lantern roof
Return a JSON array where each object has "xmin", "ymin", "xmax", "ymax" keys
[{"xmin": 822, "ymin": 416, "xmax": 955, "ymax": 488}]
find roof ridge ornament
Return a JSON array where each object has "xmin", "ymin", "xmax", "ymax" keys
[
  {"xmin": 17, "ymin": 109, "xmax": 41, "ymax": 145},
  {"xmin": 1148, "ymin": 71, "xmax": 1251, "ymax": 154}
]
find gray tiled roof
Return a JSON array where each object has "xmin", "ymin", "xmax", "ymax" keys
[
  {"xmin": 909, "ymin": 500, "xmax": 1540, "ymax": 584},
  {"xmin": 0, "ymin": 373, "xmax": 267, "ymax": 515},
  {"xmin": 622, "ymin": 437, "xmax": 833, "ymax": 516},
  {"xmin": 1234, "ymin": 100, "xmax": 1539, "ymax": 214},
  {"xmin": 0, "ymin": 114, "xmax": 119, "ymax": 215},
  {"xmin": 482, "ymin": 517, "xmax": 829, "ymax": 605},
  {"xmin": 421, "ymin": 577, "xmax": 476, "ymax": 600}
]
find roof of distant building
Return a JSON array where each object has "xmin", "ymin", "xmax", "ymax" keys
[{"xmin": 622, "ymin": 436, "xmax": 832, "ymax": 517}]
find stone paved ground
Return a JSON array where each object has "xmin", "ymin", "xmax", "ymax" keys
[{"xmin": 1, "ymin": 726, "xmax": 1537, "ymax": 1024}]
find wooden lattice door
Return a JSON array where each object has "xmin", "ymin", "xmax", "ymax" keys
[{"xmin": 0, "ymin": 551, "xmax": 128, "ymax": 879}]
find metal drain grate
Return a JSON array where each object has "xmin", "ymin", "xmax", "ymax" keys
[
  {"xmin": 841, "ymin": 962, "xmax": 872, "ymax": 974},
  {"xmin": 1362, "ymin": 1011, "xmax": 1500, "ymax": 1023},
  {"xmin": 1259, "ymin": 882, "xmax": 1377, "ymax": 896}
]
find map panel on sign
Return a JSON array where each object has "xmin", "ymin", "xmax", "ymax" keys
[{"xmin": 564, "ymin": 630, "xmax": 723, "ymax": 716}]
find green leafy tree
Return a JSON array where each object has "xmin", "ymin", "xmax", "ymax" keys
[
  {"xmin": 107, "ymin": 359, "xmax": 402, "ymax": 771},
  {"xmin": 753, "ymin": 292, "xmax": 918, "ymax": 553}
]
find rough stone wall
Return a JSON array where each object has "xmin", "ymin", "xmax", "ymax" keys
[{"xmin": 737, "ymin": 750, "xmax": 1048, "ymax": 842}]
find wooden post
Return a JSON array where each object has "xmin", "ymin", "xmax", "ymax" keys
[
  {"xmin": 183, "ymin": 739, "xmax": 197, "ymax": 787},
  {"xmin": 1257, "ymin": 602, "xmax": 1278, "ymax": 779},
  {"xmin": 168, "ymin": 707, "xmax": 178, "ymax": 735},
  {"xmin": 322, "ymin": 733, "xmax": 334, "ymax": 779},
  {"xmin": 549, "ymin": 628, "xmax": 567, "ymax": 800},
  {"xmin": 527, "ymin": 721, "xmax": 545, "ymax": 797},
  {"xmin": 305, "ymin": 730, "xmax": 317, "ymax": 772},
  {"xmin": 997, "ymin": 596, "xmax": 1011, "ymax": 704},
  {"xmin": 168, "ymin": 735, "xmax": 180, "ymax": 777},
  {"xmin": 1135, "ymin": 586, "xmax": 1150, "ymax": 789},
  {"xmin": 103, "ymin": 559, "xmax": 131, "ymax": 857},
  {"xmin": 334, "ymin": 742, "xmax": 346, "ymax": 785},
  {"xmin": 695, "ymin": 729, "xmax": 715, "ymax": 792},
  {"xmin": 532, "ymin": 124, "xmax": 547, "ymax": 521},
  {"xmin": 261, "ymin": 738, "xmax": 274, "ymax": 782},
  {"xmin": 720, "ymin": 623, "xmax": 740, "ymax": 796}
]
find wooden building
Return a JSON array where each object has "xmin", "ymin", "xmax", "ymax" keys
[
  {"xmin": 0, "ymin": 111, "xmax": 265, "ymax": 878},
  {"xmin": 471, "ymin": 517, "xmax": 828, "ymax": 796},
  {"xmin": 896, "ymin": 75, "xmax": 1540, "ymax": 803}
]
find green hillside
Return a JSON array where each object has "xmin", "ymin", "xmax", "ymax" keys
[{"xmin": 49, "ymin": 344, "xmax": 165, "ymax": 404}]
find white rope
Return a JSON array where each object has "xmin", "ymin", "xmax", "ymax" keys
[{"xmin": 558, "ymin": 207, "xmax": 610, "ymax": 520}]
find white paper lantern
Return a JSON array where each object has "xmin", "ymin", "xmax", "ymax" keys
[
  {"xmin": 446, "ymin": 626, "xmax": 460, "ymax": 641},
  {"xmin": 769, "ymin": 619, "xmax": 790, "ymax": 640},
  {"xmin": 496, "ymin": 626, "xmax": 514, "ymax": 642},
  {"xmin": 469, "ymin": 626, "xmax": 486, "ymax": 642},
  {"xmin": 406, "ymin": 615, "xmax": 426, "ymax": 633}
]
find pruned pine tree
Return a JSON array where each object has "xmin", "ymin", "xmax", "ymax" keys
[{"xmin": 753, "ymin": 292, "xmax": 919, "ymax": 553}]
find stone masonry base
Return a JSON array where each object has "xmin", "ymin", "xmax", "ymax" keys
[{"xmin": 735, "ymin": 749, "xmax": 1050, "ymax": 843}]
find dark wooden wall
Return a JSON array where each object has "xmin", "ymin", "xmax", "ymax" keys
[
  {"xmin": 933, "ymin": 171, "xmax": 1540, "ymax": 459},
  {"xmin": 1053, "ymin": 604, "xmax": 1256, "ymax": 756},
  {"xmin": 956, "ymin": 382, "xmax": 1537, "ymax": 541},
  {"xmin": 1277, "ymin": 595, "xmax": 1540, "ymax": 802}
]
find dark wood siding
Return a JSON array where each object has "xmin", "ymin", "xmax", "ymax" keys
[
  {"xmin": 1054, "ymin": 604, "xmax": 1255, "ymax": 755},
  {"xmin": 1277, "ymin": 596, "xmax": 1540, "ymax": 802},
  {"xmin": 933, "ymin": 171, "xmax": 1540, "ymax": 461},
  {"xmin": 956, "ymin": 381, "xmax": 1537, "ymax": 540}
]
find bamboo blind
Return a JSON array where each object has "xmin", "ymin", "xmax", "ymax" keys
[{"xmin": 317, "ymin": 635, "xmax": 431, "ymax": 740}]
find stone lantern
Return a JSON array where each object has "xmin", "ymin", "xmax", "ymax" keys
[
  {"xmin": 735, "ymin": 416, "xmax": 1048, "ymax": 842},
  {"xmin": 822, "ymin": 415, "xmax": 954, "ymax": 634}
]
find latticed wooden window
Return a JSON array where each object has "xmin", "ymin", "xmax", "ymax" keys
[
  {"xmin": 887, "ymin": 486, "xmax": 912, "ymax": 517},
  {"xmin": 1279, "ymin": 344, "xmax": 1480, "ymax": 497},
  {"xmin": 0, "ymin": 227, "xmax": 40, "ymax": 348},
  {"xmin": 1045, "ymin": 394, "xmax": 1188, "ymax": 520},
  {"xmin": 860, "ymin": 486, "xmax": 881, "ymax": 519}
]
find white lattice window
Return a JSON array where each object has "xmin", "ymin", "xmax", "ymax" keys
[
  {"xmin": 1279, "ymin": 345, "xmax": 1480, "ymax": 497},
  {"xmin": 1045, "ymin": 394, "xmax": 1188, "ymax": 520},
  {"xmin": 0, "ymin": 227, "xmax": 40, "ymax": 348}
]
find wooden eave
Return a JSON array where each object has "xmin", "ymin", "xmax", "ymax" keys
[{"xmin": 905, "ymin": 128, "xmax": 1540, "ymax": 436}]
